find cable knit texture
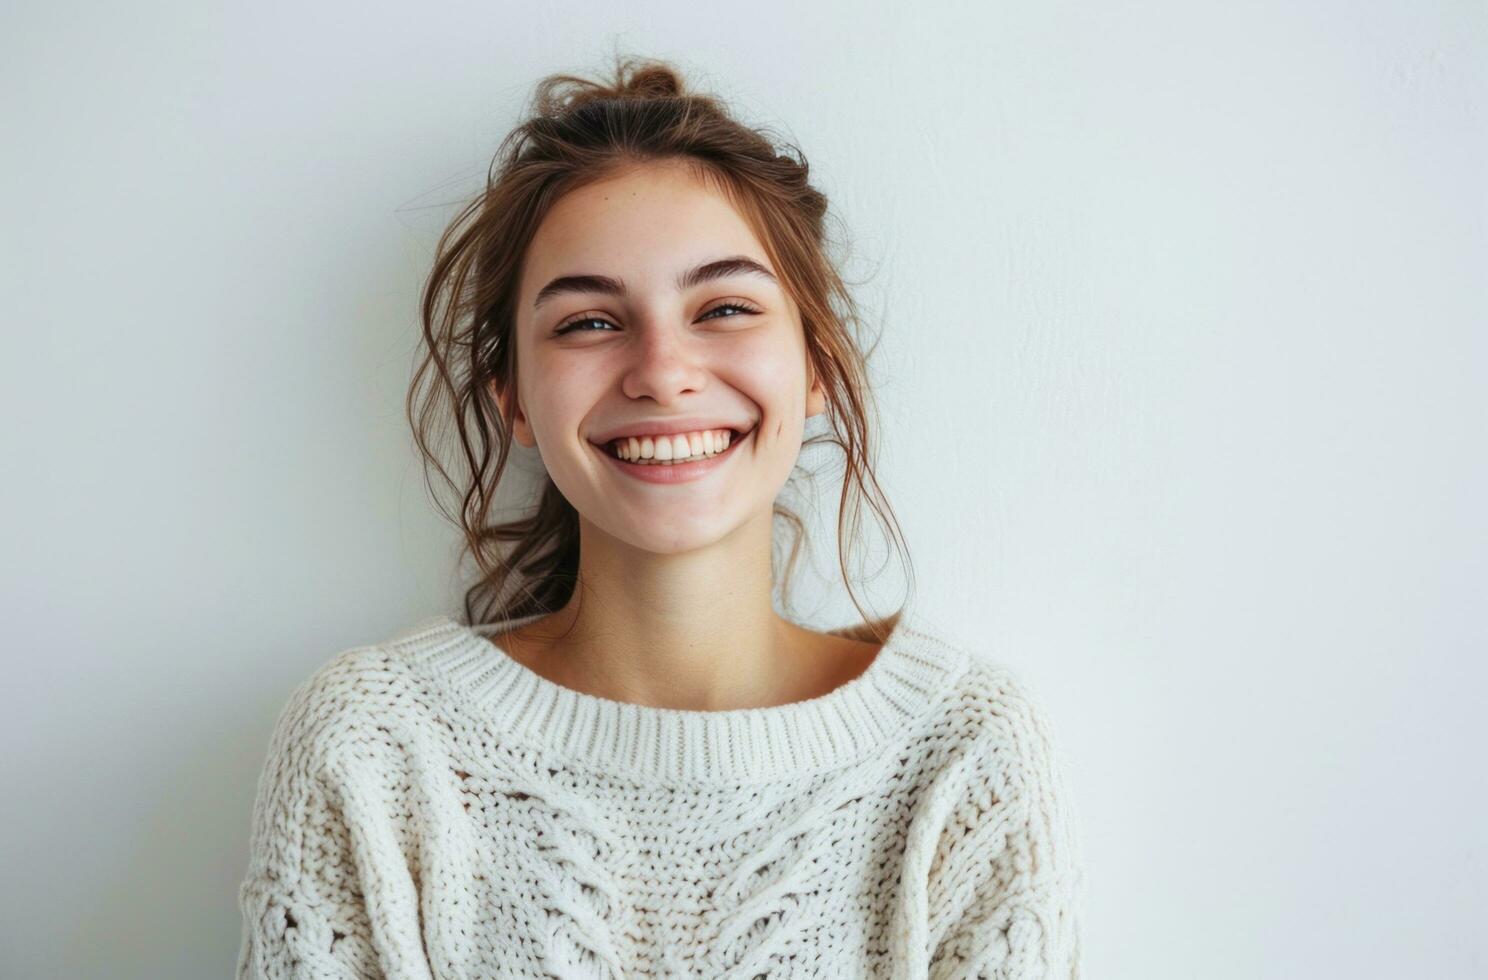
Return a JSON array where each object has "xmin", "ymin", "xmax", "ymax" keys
[{"xmin": 236, "ymin": 606, "xmax": 1084, "ymax": 978}]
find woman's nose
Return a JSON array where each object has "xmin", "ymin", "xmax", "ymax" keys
[{"xmin": 619, "ymin": 323, "xmax": 711, "ymax": 402}]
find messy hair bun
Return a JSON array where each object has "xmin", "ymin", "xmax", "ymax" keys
[{"xmin": 533, "ymin": 57, "xmax": 686, "ymax": 116}]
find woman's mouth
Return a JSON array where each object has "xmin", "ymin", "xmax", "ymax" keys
[{"xmin": 593, "ymin": 425, "xmax": 753, "ymax": 484}]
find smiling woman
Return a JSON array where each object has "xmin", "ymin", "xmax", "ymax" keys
[{"xmin": 236, "ymin": 54, "xmax": 1083, "ymax": 979}]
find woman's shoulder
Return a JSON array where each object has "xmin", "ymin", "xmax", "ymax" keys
[
  {"xmin": 257, "ymin": 620, "xmax": 446, "ymax": 775},
  {"xmin": 894, "ymin": 613, "xmax": 1072, "ymax": 766}
]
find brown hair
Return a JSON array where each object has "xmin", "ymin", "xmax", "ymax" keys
[{"xmin": 405, "ymin": 54, "xmax": 915, "ymax": 644}]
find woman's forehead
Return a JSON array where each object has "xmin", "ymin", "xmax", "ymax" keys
[{"xmin": 522, "ymin": 168, "xmax": 773, "ymax": 296}]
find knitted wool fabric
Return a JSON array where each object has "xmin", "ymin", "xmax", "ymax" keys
[{"xmin": 236, "ymin": 605, "xmax": 1084, "ymax": 978}]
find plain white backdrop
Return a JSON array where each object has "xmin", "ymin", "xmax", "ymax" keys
[{"xmin": 2, "ymin": 1, "xmax": 1483, "ymax": 977}]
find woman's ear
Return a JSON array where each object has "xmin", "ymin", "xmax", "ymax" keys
[
  {"xmin": 805, "ymin": 360, "xmax": 828, "ymax": 419},
  {"xmin": 488, "ymin": 376, "xmax": 537, "ymax": 448}
]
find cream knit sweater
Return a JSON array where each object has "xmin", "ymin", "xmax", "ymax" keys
[{"xmin": 235, "ymin": 607, "xmax": 1084, "ymax": 978}]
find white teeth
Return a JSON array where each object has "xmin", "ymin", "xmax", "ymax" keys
[{"xmin": 608, "ymin": 427, "xmax": 741, "ymax": 464}]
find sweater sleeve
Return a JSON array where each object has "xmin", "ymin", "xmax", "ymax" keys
[
  {"xmin": 925, "ymin": 672, "xmax": 1084, "ymax": 980},
  {"xmin": 235, "ymin": 653, "xmax": 404, "ymax": 980}
]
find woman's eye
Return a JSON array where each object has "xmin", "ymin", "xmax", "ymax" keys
[
  {"xmin": 554, "ymin": 302, "xmax": 760, "ymax": 336},
  {"xmin": 701, "ymin": 302, "xmax": 761, "ymax": 320},
  {"xmin": 554, "ymin": 316, "xmax": 618, "ymax": 335}
]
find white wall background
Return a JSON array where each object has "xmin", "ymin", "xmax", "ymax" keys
[{"xmin": 2, "ymin": 1, "xmax": 1483, "ymax": 977}]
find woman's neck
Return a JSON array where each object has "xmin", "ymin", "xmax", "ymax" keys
[{"xmin": 494, "ymin": 602, "xmax": 882, "ymax": 712}]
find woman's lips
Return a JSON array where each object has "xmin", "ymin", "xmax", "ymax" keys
[{"xmin": 595, "ymin": 426, "xmax": 752, "ymax": 484}]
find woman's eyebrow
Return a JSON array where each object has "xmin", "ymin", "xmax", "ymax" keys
[{"xmin": 532, "ymin": 255, "xmax": 777, "ymax": 310}]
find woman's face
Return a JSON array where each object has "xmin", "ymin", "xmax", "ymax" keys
[{"xmin": 496, "ymin": 160, "xmax": 826, "ymax": 555}]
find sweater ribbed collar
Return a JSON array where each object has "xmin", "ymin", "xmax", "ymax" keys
[{"xmin": 389, "ymin": 605, "xmax": 969, "ymax": 785}]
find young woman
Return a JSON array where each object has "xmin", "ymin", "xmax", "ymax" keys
[{"xmin": 237, "ymin": 56, "xmax": 1083, "ymax": 979}]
